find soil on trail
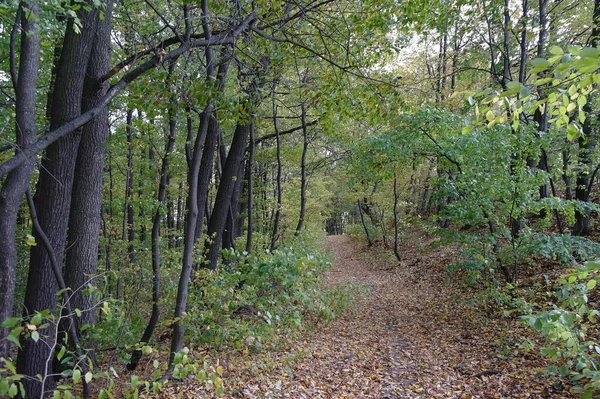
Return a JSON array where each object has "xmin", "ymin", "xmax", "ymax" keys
[{"xmin": 180, "ymin": 232, "xmax": 574, "ymax": 399}]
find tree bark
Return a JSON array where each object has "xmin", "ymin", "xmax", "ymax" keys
[
  {"xmin": 64, "ymin": 0, "xmax": 113, "ymax": 359},
  {"xmin": 393, "ymin": 174, "xmax": 402, "ymax": 262},
  {"xmin": 295, "ymin": 103, "xmax": 309, "ymax": 235},
  {"xmin": 0, "ymin": 0, "xmax": 40, "ymax": 360},
  {"xmin": 168, "ymin": 0, "xmax": 223, "ymax": 371},
  {"xmin": 270, "ymin": 100, "xmax": 283, "ymax": 251},
  {"xmin": 123, "ymin": 109, "xmax": 136, "ymax": 263},
  {"xmin": 573, "ymin": 0, "xmax": 600, "ymax": 235},
  {"xmin": 245, "ymin": 123, "xmax": 255, "ymax": 253},
  {"xmin": 17, "ymin": 5, "xmax": 100, "ymax": 396},
  {"xmin": 205, "ymin": 120, "xmax": 253, "ymax": 269}
]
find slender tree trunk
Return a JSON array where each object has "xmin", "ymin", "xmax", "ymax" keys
[
  {"xmin": 357, "ymin": 199, "xmax": 373, "ymax": 246},
  {"xmin": 223, "ymin": 159, "xmax": 244, "ymax": 250},
  {"xmin": 193, "ymin": 52, "xmax": 232, "ymax": 245},
  {"xmin": 128, "ymin": 58, "xmax": 178, "ymax": 371},
  {"xmin": 192, "ymin": 115, "xmax": 221, "ymax": 246},
  {"xmin": 245, "ymin": 123, "xmax": 255, "ymax": 253},
  {"xmin": 573, "ymin": 0, "xmax": 600, "ymax": 235},
  {"xmin": 124, "ymin": 109, "xmax": 135, "ymax": 263},
  {"xmin": 295, "ymin": 103, "xmax": 308, "ymax": 235},
  {"xmin": 168, "ymin": 2, "xmax": 224, "ymax": 370},
  {"xmin": 534, "ymin": 0, "xmax": 550, "ymax": 200},
  {"xmin": 562, "ymin": 148, "xmax": 573, "ymax": 200},
  {"xmin": 0, "ymin": 0, "xmax": 40, "ymax": 359},
  {"xmin": 393, "ymin": 174, "xmax": 402, "ymax": 262},
  {"xmin": 270, "ymin": 101, "xmax": 283, "ymax": 251}
]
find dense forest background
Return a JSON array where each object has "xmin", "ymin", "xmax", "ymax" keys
[{"xmin": 1, "ymin": 0, "xmax": 600, "ymax": 397}]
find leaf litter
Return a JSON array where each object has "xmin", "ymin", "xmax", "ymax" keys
[{"xmin": 158, "ymin": 231, "xmax": 575, "ymax": 399}]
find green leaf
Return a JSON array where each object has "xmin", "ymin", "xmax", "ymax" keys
[
  {"xmin": 8, "ymin": 384, "xmax": 17, "ymax": 398},
  {"xmin": 531, "ymin": 58, "xmax": 550, "ymax": 67},
  {"xmin": 559, "ymin": 364, "xmax": 569, "ymax": 376},
  {"xmin": 580, "ymin": 47, "xmax": 600, "ymax": 57},
  {"xmin": 30, "ymin": 313, "xmax": 42, "ymax": 325},
  {"xmin": 31, "ymin": 331, "xmax": 39, "ymax": 343},
  {"xmin": 73, "ymin": 368, "xmax": 81, "ymax": 384},
  {"xmin": 582, "ymin": 390, "xmax": 593, "ymax": 399},
  {"xmin": 567, "ymin": 124, "xmax": 581, "ymax": 141},
  {"xmin": 535, "ymin": 77, "xmax": 553, "ymax": 86},
  {"xmin": 5, "ymin": 333, "xmax": 21, "ymax": 349},
  {"xmin": 1, "ymin": 317, "xmax": 20, "ymax": 328},
  {"xmin": 549, "ymin": 45, "xmax": 563, "ymax": 55},
  {"xmin": 587, "ymin": 279, "xmax": 597, "ymax": 290},
  {"xmin": 567, "ymin": 45, "xmax": 581, "ymax": 55}
]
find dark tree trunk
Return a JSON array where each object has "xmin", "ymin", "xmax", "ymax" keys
[
  {"xmin": 64, "ymin": 0, "xmax": 112, "ymax": 356},
  {"xmin": 222, "ymin": 159, "xmax": 244, "ymax": 250},
  {"xmin": 573, "ymin": 0, "xmax": 600, "ymax": 235},
  {"xmin": 169, "ymin": 103, "xmax": 214, "ymax": 372},
  {"xmin": 562, "ymin": 148, "xmax": 573, "ymax": 200},
  {"xmin": 17, "ymin": 6, "xmax": 100, "ymax": 397},
  {"xmin": 192, "ymin": 115, "xmax": 221, "ymax": 245},
  {"xmin": 245, "ymin": 123, "xmax": 255, "ymax": 253},
  {"xmin": 295, "ymin": 103, "xmax": 308, "ymax": 235},
  {"xmin": 534, "ymin": 0, "xmax": 550, "ymax": 200},
  {"xmin": 270, "ymin": 100, "xmax": 283, "ymax": 251},
  {"xmin": 393, "ymin": 174, "xmax": 402, "ymax": 262},
  {"xmin": 357, "ymin": 199, "xmax": 373, "ymax": 246},
  {"xmin": 205, "ymin": 120, "xmax": 252, "ymax": 269},
  {"xmin": 192, "ymin": 52, "xmax": 232, "ymax": 245},
  {"xmin": 0, "ymin": 0, "xmax": 40, "ymax": 359},
  {"xmin": 124, "ymin": 109, "xmax": 135, "ymax": 263},
  {"xmin": 168, "ymin": 3, "xmax": 225, "ymax": 370}
]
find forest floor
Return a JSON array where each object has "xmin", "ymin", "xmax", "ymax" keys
[{"xmin": 162, "ymin": 230, "xmax": 575, "ymax": 399}]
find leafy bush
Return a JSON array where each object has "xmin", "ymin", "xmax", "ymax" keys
[
  {"xmin": 180, "ymin": 238, "xmax": 357, "ymax": 351},
  {"xmin": 522, "ymin": 261, "xmax": 600, "ymax": 398}
]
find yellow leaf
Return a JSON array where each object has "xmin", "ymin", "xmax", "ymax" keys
[{"xmin": 26, "ymin": 234, "xmax": 37, "ymax": 246}]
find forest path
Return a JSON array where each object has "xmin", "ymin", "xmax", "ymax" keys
[{"xmin": 196, "ymin": 232, "xmax": 572, "ymax": 399}]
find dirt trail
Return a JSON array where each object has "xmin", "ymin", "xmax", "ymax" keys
[{"xmin": 209, "ymin": 233, "xmax": 573, "ymax": 398}]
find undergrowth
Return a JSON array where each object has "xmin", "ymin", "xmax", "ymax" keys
[{"xmin": 1, "ymin": 235, "xmax": 359, "ymax": 398}]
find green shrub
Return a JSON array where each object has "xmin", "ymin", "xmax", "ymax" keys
[{"xmin": 522, "ymin": 260, "xmax": 600, "ymax": 398}]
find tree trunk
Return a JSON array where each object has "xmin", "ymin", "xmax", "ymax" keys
[
  {"xmin": 270, "ymin": 100, "xmax": 283, "ymax": 251},
  {"xmin": 17, "ymin": 6, "xmax": 100, "ymax": 397},
  {"xmin": 168, "ymin": 3, "xmax": 224, "ymax": 370},
  {"xmin": 205, "ymin": 119, "xmax": 252, "ymax": 269},
  {"xmin": 393, "ymin": 174, "xmax": 402, "ymax": 262},
  {"xmin": 0, "ymin": 0, "xmax": 40, "ymax": 359},
  {"xmin": 573, "ymin": 0, "xmax": 600, "ymax": 235},
  {"xmin": 245, "ymin": 123, "xmax": 255, "ymax": 253},
  {"xmin": 295, "ymin": 103, "xmax": 308, "ymax": 235},
  {"xmin": 64, "ymin": 0, "xmax": 112, "ymax": 355},
  {"xmin": 124, "ymin": 109, "xmax": 135, "ymax": 263},
  {"xmin": 357, "ymin": 199, "xmax": 373, "ymax": 246},
  {"xmin": 128, "ymin": 58, "xmax": 178, "ymax": 371}
]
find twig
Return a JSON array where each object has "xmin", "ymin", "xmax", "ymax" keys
[{"xmin": 469, "ymin": 369, "xmax": 503, "ymax": 379}]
